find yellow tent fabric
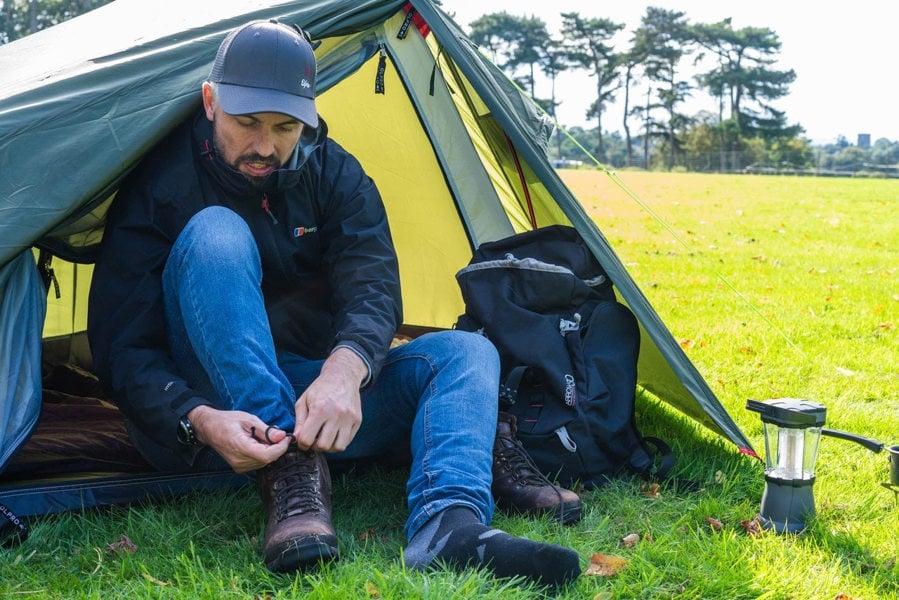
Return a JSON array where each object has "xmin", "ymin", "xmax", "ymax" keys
[{"xmin": 318, "ymin": 54, "xmax": 470, "ymax": 327}]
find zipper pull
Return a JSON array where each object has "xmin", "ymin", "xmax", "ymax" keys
[
  {"xmin": 375, "ymin": 44, "xmax": 387, "ymax": 95},
  {"xmin": 48, "ymin": 266, "xmax": 60, "ymax": 299},
  {"xmin": 397, "ymin": 8, "xmax": 415, "ymax": 39},
  {"xmin": 261, "ymin": 195, "xmax": 278, "ymax": 224},
  {"xmin": 38, "ymin": 250, "xmax": 61, "ymax": 299}
]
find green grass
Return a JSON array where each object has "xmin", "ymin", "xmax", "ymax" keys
[{"xmin": 4, "ymin": 171, "xmax": 898, "ymax": 599}]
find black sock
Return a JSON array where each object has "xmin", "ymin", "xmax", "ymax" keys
[{"xmin": 404, "ymin": 507, "xmax": 581, "ymax": 586}]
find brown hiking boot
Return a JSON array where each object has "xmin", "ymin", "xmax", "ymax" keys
[
  {"xmin": 257, "ymin": 445, "xmax": 338, "ymax": 573},
  {"xmin": 492, "ymin": 412, "xmax": 582, "ymax": 525}
]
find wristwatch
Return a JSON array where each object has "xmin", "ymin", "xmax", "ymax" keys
[{"xmin": 176, "ymin": 416, "xmax": 201, "ymax": 446}]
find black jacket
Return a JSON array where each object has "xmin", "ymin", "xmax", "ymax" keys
[{"xmin": 87, "ymin": 109, "xmax": 402, "ymax": 454}]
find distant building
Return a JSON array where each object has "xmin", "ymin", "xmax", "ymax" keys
[{"xmin": 858, "ymin": 133, "xmax": 871, "ymax": 148}]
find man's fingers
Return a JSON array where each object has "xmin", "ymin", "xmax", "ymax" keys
[
  {"xmin": 313, "ymin": 424, "xmax": 340, "ymax": 453},
  {"xmin": 329, "ymin": 420, "xmax": 360, "ymax": 453},
  {"xmin": 294, "ymin": 417, "xmax": 323, "ymax": 450}
]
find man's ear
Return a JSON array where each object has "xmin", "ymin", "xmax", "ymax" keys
[{"xmin": 201, "ymin": 82, "xmax": 216, "ymax": 121}]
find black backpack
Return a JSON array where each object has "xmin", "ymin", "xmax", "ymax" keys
[{"xmin": 455, "ymin": 225, "xmax": 673, "ymax": 489}]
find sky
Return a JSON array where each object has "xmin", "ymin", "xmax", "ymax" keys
[{"xmin": 450, "ymin": 1, "xmax": 899, "ymax": 145}]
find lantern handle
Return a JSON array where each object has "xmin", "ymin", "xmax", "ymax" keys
[{"xmin": 821, "ymin": 428, "xmax": 884, "ymax": 453}]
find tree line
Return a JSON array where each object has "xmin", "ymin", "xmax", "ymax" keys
[
  {"xmin": 0, "ymin": 0, "xmax": 112, "ymax": 44},
  {"xmin": 462, "ymin": 9, "xmax": 899, "ymax": 176},
  {"xmin": 4, "ymin": 1, "xmax": 896, "ymax": 176}
]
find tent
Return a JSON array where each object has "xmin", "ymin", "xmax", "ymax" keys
[{"xmin": 0, "ymin": 0, "xmax": 754, "ymax": 519}]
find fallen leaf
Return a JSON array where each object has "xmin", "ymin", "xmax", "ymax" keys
[
  {"xmin": 641, "ymin": 482, "xmax": 660, "ymax": 498},
  {"xmin": 643, "ymin": 532, "xmax": 654, "ymax": 543},
  {"xmin": 714, "ymin": 470, "xmax": 726, "ymax": 484},
  {"xmin": 621, "ymin": 533, "xmax": 640, "ymax": 548},
  {"xmin": 585, "ymin": 553, "xmax": 628, "ymax": 577},
  {"xmin": 740, "ymin": 517, "xmax": 762, "ymax": 536},
  {"xmin": 365, "ymin": 581, "xmax": 381, "ymax": 598},
  {"xmin": 834, "ymin": 594, "xmax": 855, "ymax": 600},
  {"xmin": 877, "ymin": 322, "xmax": 895, "ymax": 330},
  {"xmin": 679, "ymin": 338, "xmax": 694, "ymax": 350},
  {"xmin": 142, "ymin": 572, "xmax": 169, "ymax": 586},
  {"xmin": 359, "ymin": 528, "xmax": 376, "ymax": 542},
  {"xmin": 105, "ymin": 535, "xmax": 137, "ymax": 555},
  {"xmin": 705, "ymin": 517, "xmax": 723, "ymax": 532}
]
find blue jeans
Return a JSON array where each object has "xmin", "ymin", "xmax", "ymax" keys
[{"xmin": 158, "ymin": 206, "xmax": 498, "ymax": 539}]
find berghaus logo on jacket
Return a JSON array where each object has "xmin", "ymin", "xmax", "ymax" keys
[{"xmin": 293, "ymin": 226, "xmax": 318, "ymax": 237}]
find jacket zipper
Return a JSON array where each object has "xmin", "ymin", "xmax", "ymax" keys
[{"xmin": 261, "ymin": 194, "xmax": 278, "ymax": 224}]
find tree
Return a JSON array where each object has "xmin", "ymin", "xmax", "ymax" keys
[
  {"xmin": 540, "ymin": 36, "xmax": 576, "ymax": 157},
  {"xmin": 682, "ymin": 110, "xmax": 722, "ymax": 171},
  {"xmin": 467, "ymin": 11, "xmax": 519, "ymax": 65},
  {"xmin": 692, "ymin": 18, "xmax": 798, "ymax": 142},
  {"xmin": 506, "ymin": 15, "xmax": 552, "ymax": 99},
  {"xmin": 468, "ymin": 12, "xmax": 551, "ymax": 99},
  {"xmin": 633, "ymin": 7, "xmax": 694, "ymax": 170},
  {"xmin": 830, "ymin": 146, "xmax": 868, "ymax": 172},
  {"xmin": 767, "ymin": 136, "xmax": 814, "ymax": 169},
  {"xmin": 619, "ymin": 42, "xmax": 648, "ymax": 168},
  {"xmin": 559, "ymin": 12, "xmax": 624, "ymax": 163},
  {"xmin": 870, "ymin": 138, "xmax": 899, "ymax": 165},
  {"xmin": 1, "ymin": 0, "xmax": 113, "ymax": 44}
]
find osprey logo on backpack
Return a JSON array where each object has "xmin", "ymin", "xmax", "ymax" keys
[
  {"xmin": 455, "ymin": 225, "xmax": 673, "ymax": 489},
  {"xmin": 563, "ymin": 373, "xmax": 576, "ymax": 407}
]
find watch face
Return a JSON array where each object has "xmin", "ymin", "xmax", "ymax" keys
[{"xmin": 177, "ymin": 417, "xmax": 195, "ymax": 445}]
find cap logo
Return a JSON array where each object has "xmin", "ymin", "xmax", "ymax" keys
[{"xmin": 301, "ymin": 78, "xmax": 311, "ymax": 89}]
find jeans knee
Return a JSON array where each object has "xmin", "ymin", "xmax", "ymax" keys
[
  {"xmin": 171, "ymin": 206, "xmax": 258, "ymax": 271},
  {"xmin": 426, "ymin": 330, "xmax": 500, "ymax": 378}
]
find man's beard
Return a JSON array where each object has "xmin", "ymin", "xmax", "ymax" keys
[{"xmin": 212, "ymin": 128, "xmax": 279, "ymax": 189}]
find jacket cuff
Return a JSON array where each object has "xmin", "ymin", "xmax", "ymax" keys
[{"xmin": 331, "ymin": 342, "xmax": 373, "ymax": 388}]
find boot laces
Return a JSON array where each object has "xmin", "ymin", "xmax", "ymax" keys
[
  {"xmin": 270, "ymin": 451, "xmax": 325, "ymax": 522},
  {"xmin": 497, "ymin": 437, "xmax": 554, "ymax": 488}
]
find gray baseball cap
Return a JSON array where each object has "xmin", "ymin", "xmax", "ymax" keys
[{"xmin": 208, "ymin": 19, "xmax": 318, "ymax": 127}]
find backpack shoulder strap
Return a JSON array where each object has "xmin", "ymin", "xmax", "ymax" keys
[
  {"xmin": 640, "ymin": 436, "xmax": 676, "ymax": 481},
  {"xmin": 499, "ymin": 365, "xmax": 529, "ymax": 408}
]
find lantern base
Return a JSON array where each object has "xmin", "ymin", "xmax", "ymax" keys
[{"xmin": 759, "ymin": 475, "xmax": 815, "ymax": 534}]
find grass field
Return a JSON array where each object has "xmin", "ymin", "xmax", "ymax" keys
[{"xmin": 3, "ymin": 171, "xmax": 898, "ymax": 599}]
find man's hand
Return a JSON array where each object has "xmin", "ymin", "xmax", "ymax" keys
[
  {"xmin": 293, "ymin": 347, "xmax": 367, "ymax": 452},
  {"xmin": 188, "ymin": 405, "xmax": 291, "ymax": 473}
]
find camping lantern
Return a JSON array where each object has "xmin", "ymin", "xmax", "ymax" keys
[{"xmin": 746, "ymin": 398, "xmax": 826, "ymax": 534}]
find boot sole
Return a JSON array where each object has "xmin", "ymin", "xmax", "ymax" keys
[
  {"xmin": 553, "ymin": 501, "xmax": 583, "ymax": 525},
  {"xmin": 265, "ymin": 534, "xmax": 339, "ymax": 573}
]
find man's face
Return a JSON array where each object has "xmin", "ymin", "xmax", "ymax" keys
[{"xmin": 202, "ymin": 83, "xmax": 304, "ymax": 186}]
